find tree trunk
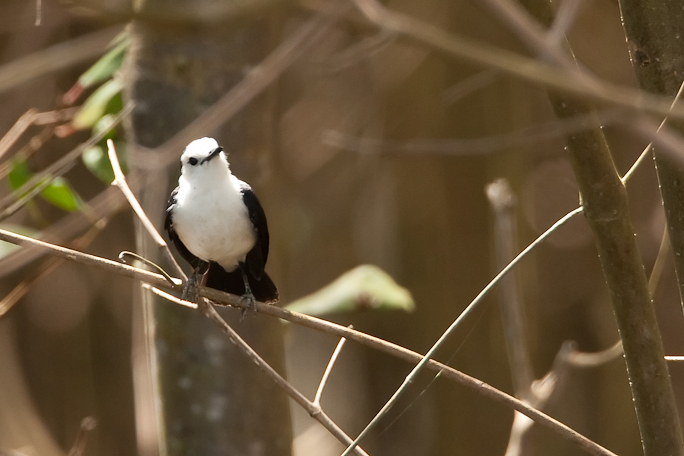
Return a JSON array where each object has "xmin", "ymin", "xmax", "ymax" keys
[{"xmin": 123, "ymin": 4, "xmax": 292, "ymax": 455}]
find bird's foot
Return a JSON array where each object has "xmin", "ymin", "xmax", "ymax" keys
[
  {"xmin": 238, "ymin": 291, "xmax": 257, "ymax": 319},
  {"xmin": 181, "ymin": 273, "xmax": 202, "ymax": 303}
]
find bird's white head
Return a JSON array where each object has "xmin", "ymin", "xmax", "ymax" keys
[{"xmin": 180, "ymin": 137, "xmax": 231, "ymax": 180}]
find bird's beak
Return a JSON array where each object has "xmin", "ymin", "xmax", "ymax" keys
[{"xmin": 201, "ymin": 146, "xmax": 223, "ymax": 164}]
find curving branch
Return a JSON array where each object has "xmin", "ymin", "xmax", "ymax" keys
[{"xmin": 0, "ymin": 227, "xmax": 617, "ymax": 456}]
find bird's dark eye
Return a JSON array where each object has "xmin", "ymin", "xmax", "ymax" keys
[{"xmin": 188, "ymin": 157, "xmax": 198, "ymax": 166}]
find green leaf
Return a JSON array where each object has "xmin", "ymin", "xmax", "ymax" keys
[
  {"xmin": 7, "ymin": 159, "xmax": 81, "ymax": 212},
  {"xmin": 40, "ymin": 177, "xmax": 82, "ymax": 212},
  {"xmin": 92, "ymin": 113, "xmax": 118, "ymax": 141},
  {"xmin": 77, "ymin": 38, "xmax": 128, "ymax": 89},
  {"xmin": 82, "ymin": 141, "xmax": 126, "ymax": 184},
  {"xmin": 71, "ymin": 78, "xmax": 123, "ymax": 130},
  {"xmin": 286, "ymin": 265, "xmax": 415, "ymax": 316},
  {"xmin": 8, "ymin": 159, "xmax": 32, "ymax": 190},
  {"xmin": 0, "ymin": 224, "xmax": 40, "ymax": 259}
]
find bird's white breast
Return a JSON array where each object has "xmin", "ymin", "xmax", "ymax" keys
[{"xmin": 172, "ymin": 173, "xmax": 257, "ymax": 272}]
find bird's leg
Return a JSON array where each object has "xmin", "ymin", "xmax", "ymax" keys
[
  {"xmin": 238, "ymin": 262, "xmax": 257, "ymax": 316},
  {"xmin": 182, "ymin": 261, "xmax": 209, "ymax": 303}
]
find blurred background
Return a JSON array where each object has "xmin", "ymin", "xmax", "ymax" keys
[{"xmin": 0, "ymin": 0, "xmax": 682, "ymax": 455}]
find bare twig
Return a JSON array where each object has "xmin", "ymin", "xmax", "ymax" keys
[
  {"xmin": 0, "ymin": 126, "xmax": 54, "ymax": 181},
  {"xmin": 0, "ymin": 107, "xmax": 79, "ymax": 162},
  {"xmin": 0, "ymin": 25, "xmax": 123, "ymax": 95},
  {"xmin": 488, "ymin": 179, "xmax": 579, "ymax": 456},
  {"xmin": 106, "ymin": 140, "xmax": 186, "ymax": 280},
  {"xmin": 0, "ymin": 109, "xmax": 38, "ymax": 160},
  {"xmin": 324, "ymin": 108, "xmax": 626, "ymax": 156},
  {"xmin": 622, "ymin": 75, "xmax": 684, "ymax": 183},
  {"xmin": 442, "ymin": 70, "xmax": 499, "ymax": 105},
  {"xmin": 666, "ymin": 356, "xmax": 684, "ymax": 361},
  {"xmin": 546, "ymin": 0, "xmax": 583, "ymax": 48},
  {"xmin": 649, "ymin": 227, "xmax": 671, "ymax": 295},
  {"xmin": 487, "ymin": 178, "xmax": 541, "ymax": 456},
  {"xmin": 324, "ymin": 31, "xmax": 397, "ymax": 73},
  {"xmin": 350, "ymin": 0, "xmax": 684, "ymax": 121},
  {"xmin": 0, "ymin": 226, "xmax": 616, "ymax": 456},
  {"xmin": 0, "ymin": 218, "xmax": 108, "ymax": 318},
  {"xmin": 563, "ymin": 341, "xmax": 623, "ymax": 368},
  {"xmin": 486, "ymin": 179, "xmax": 534, "ymax": 401},
  {"xmin": 479, "ymin": 0, "xmax": 582, "ymax": 71},
  {"xmin": 120, "ymin": 252, "xmax": 178, "ymax": 287},
  {"xmin": 0, "ymin": 104, "xmax": 133, "ymax": 220},
  {"xmin": 0, "ymin": 185, "xmax": 128, "ymax": 278},
  {"xmin": 314, "ymin": 334, "xmax": 348, "ymax": 406},
  {"xmin": 67, "ymin": 417, "xmax": 97, "ymax": 456},
  {"xmin": 143, "ymin": 285, "xmax": 198, "ymax": 309},
  {"xmin": 0, "ymin": 227, "xmax": 180, "ymax": 287}
]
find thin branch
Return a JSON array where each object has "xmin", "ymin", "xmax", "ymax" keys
[
  {"xmin": 314, "ymin": 334, "xmax": 348, "ymax": 406},
  {"xmin": 441, "ymin": 70, "xmax": 499, "ymax": 105},
  {"xmin": 0, "ymin": 25, "xmax": 123, "ymax": 95},
  {"xmin": 0, "ymin": 103, "xmax": 133, "ymax": 220},
  {"xmin": 487, "ymin": 179, "xmax": 534, "ymax": 401},
  {"xmin": 563, "ymin": 341, "xmax": 623, "ymax": 368},
  {"xmin": 622, "ymin": 76, "xmax": 684, "ymax": 183},
  {"xmin": 67, "ymin": 417, "xmax": 97, "ymax": 456},
  {"xmin": 324, "ymin": 108, "xmax": 626, "ymax": 157},
  {"xmin": 120, "ymin": 252, "xmax": 178, "ymax": 287},
  {"xmin": 648, "ymin": 227, "xmax": 671, "ymax": 296},
  {"xmin": 0, "ymin": 218, "xmax": 107, "ymax": 318},
  {"xmin": 143, "ymin": 284, "xmax": 200, "ymax": 309},
  {"xmin": 546, "ymin": 0, "xmax": 583, "ymax": 48},
  {"xmin": 0, "ymin": 126, "xmax": 54, "ymax": 181},
  {"xmin": 0, "ymin": 227, "xmax": 179, "ymax": 288},
  {"xmin": 34, "ymin": 0, "xmax": 42, "ymax": 27},
  {"xmin": 0, "ymin": 185, "xmax": 128, "ymax": 278},
  {"xmin": 106, "ymin": 139, "xmax": 186, "ymax": 280},
  {"xmin": 0, "ymin": 109, "xmax": 38, "ymax": 160},
  {"xmin": 340, "ymin": 207, "xmax": 583, "ymax": 456},
  {"xmin": 0, "ymin": 107, "xmax": 78, "ymax": 161},
  {"xmin": 479, "ymin": 0, "xmax": 582, "ymax": 72},
  {"xmin": 0, "ymin": 226, "xmax": 616, "ymax": 456},
  {"xmin": 350, "ymin": 0, "xmax": 684, "ymax": 122},
  {"xmin": 489, "ymin": 179, "xmax": 535, "ymax": 456},
  {"xmin": 323, "ymin": 31, "xmax": 397, "ymax": 73}
]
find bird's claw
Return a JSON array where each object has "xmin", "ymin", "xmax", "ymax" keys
[
  {"xmin": 181, "ymin": 273, "xmax": 202, "ymax": 303},
  {"xmin": 239, "ymin": 292, "xmax": 257, "ymax": 319}
]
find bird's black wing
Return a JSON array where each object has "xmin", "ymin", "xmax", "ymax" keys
[
  {"xmin": 165, "ymin": 186, "xmax": 207, "ymax": 272},
  {"xmin": 239, "ymin": 182, "xmax": 269, "ymax": 280}
]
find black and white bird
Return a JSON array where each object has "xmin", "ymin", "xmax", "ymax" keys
[{"xmin": 165, "ymin": 137, "xmax": 278, "ymax": 308}]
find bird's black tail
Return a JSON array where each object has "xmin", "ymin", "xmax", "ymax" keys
[{"xmin": 206, "ymin": 263, "xmax": 279, "ymax": 303}]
